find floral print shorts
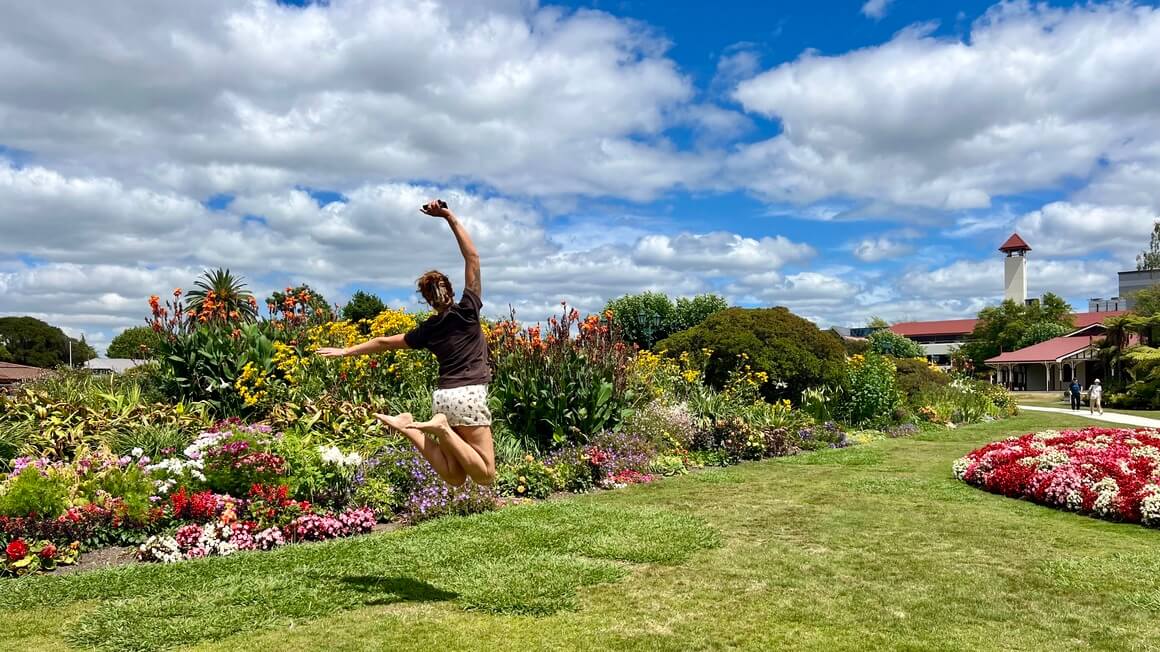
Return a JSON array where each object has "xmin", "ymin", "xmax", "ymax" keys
[{"xmin": 432, "ymin": 384, "xmax": 492, "ymax": 427}]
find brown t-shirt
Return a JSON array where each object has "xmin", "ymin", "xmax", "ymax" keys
[{"xmin": 404, "ymin": 288, "xmax": 492, "ymax": 390}]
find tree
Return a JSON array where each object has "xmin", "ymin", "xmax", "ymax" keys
[
  {"xmin": 604, "ymin": 292, "xmax": 677, "ymax": 350},
  {"xmin": 1016, "ymin": 321, "xmax": 1071, "ymax": 349},
  {"xmin": 867, "ymin": 330, "xmax": 925, "ymax": 359},
  {"xmin": 107, "ymin": 326, "xmax": 160, "ymax": 359},
  {"xmin": 867, "ymin": 316, "xmax": 891, "ymax": 329},
  {"xmin": 656, "ymin": 307, "xmax": 847, "ymax": 402},
  {"xmin": 1138, "ymin": 222, "xmax": 1160, "ymax": 271},
  {"xmin": 960, "ymin": 296, "xmax": 1076, "ymax": 368},
  {"xmin": 1130, "ymin": 284, "xmax": 1160, "ymax": 317},
  {"xmin": 0, "ymin": 316, "xmax": 95, "ymax": 368},
  {"xmin": 341, "ymin": 290, "xmax": 387, "ymax": 324},
  {"xmin": 0, "ymin": 342, "xmax": 10, "ymax": 362},
  {"xmin": 186, "ymin": 268, "xmax": 258, "ymax": 322},
  {"xmin": 672, "ymin": 294, "xmax": 729, "ymax": 332}
]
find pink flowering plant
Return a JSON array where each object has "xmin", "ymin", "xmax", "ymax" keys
[{"xmin": 954, "ymin": 427, "xmax": 1160, "ymax": 526}]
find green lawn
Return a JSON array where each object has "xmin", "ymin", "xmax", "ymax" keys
[{"xmin": 5, "ymin": 412, "xmax": 1160, "ymax": 651}]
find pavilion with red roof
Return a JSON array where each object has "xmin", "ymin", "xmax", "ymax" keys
[{"xmin": 881, "ymin": 232, "xmax": 1126, "ymax": 389}]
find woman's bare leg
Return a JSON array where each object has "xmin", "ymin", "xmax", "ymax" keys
[
  {"xmin": 410, "ymin": 414, "xmax": 496, "ymax": 485},
  {"xmin": 375, "ymin": 413, "xmax": 467, "ymax": 486}
]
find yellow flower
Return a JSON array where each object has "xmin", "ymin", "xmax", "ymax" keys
[
  {"xmin": 517, "ymin": 485, "xmax": 526, "ymax": 494},
  {"xmin": 524, "ymin": 454, "xmax": 534, "ymax": 462}
]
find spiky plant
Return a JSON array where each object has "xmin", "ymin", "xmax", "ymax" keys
[{"xmin": 185, "ymin": 268, "xmax": 258, "ymax": 323}]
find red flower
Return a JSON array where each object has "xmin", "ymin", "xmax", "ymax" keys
[
  {"xmin": 6, "ymin": 539, "xmax": 29, "ymax": 562},
  {"xmin": 38, "ymin": 543, "xmax": 57, "ymax": 560}
]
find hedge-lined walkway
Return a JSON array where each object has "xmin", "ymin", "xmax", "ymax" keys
[{"xmin": 4, "ymin": 411, "xmax": 1160, "ymax": 651}]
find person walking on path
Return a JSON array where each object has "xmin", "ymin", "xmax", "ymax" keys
[
  {"xmin": 316, "ymin": 199, "xmax": 496, "ymax": 487},
  {"xmin": 1088, "ymin": 379, "xmax": 1104, "ymax": 415},
  {"xmin": 1069, "ymin": 378, "xmax": 1082, "ymax": 411}
]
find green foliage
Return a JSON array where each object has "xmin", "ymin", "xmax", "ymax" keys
[
  {"xmin": 0, "ymin": 340, "xmax": 10, "ymax": 362},
  {"xmin": 893, "ymin": 357, "xmax": 949, "ymax": 405},
  {"xmin": 76, "ymin": 462, "xmax": 156, "ymax": 521},
  {"xmin": 496, "ymin": 457, "xmax": 559, "ymax": 499},
  {"xmin": 673, "ymin": 294, "xmax": 729, "ymax": 332},
  {"xmin": 0, "ymin": 373, "xmax": 210, "ymax": 461},
  {"xmin": 0, "ymin": 467, "xmax": 70, "ymax": 518},
  {"xmin": 185, "ymin": 268, "xmax": 258, "ymax": 322},
  {"xmin": 1016, "ymin": 321, "xmax": 1071, "ymax": 349},
  {"xmin": 867, "ymin": 316, "xmax": 891, "ymax": 329},
  {"xmin": 105, "ymin": 423, "xmax": 192, "ymax": 460},
  {"xmin": 1138, "ymin": 221, "xmax": 1160, "ymax": 271},
  {"xmin": 153, "ymin": 323, "xmax": 275, "ymax": 415},
  {"xmin": 867, "ymin": 330, "xmax": 925, "ymax": 359},
  {"xmin": 657, "ymin": 307, "xmax": 847, "ymax": 402},
  {"xmin": 340, "ymin": 290, "xmax": 387, "ymax": 325},
  {"xmin": 841, "ymin": 353, "xmax": 902, "ymax": 428},
  {"xmin": 603, "ymin": 292, "xmax": 727, "ymax": 350},
  {"xmin": 0, "ymin": 316, "xmax": 95, "ymax": 368},
  {"xmin": 800, "ymin": 385, "xmax": 840, "ymax": 423},
  {"xmin": 1130, "ymin": 285, "xmax": 1160, "ymax": 317},
  {"xmin": 604, "ymin": 291, "xmax": 676, "ymax": 350},
  {"xmin": 106, "ymin": 326, "xmax": 160, "ymax": 359},
  {"xmin": 490, "ymin": 308, "xmax": 635, "ymax": 451},
  {"xmin": 960, "ymin": 294, "xmax": 1076, "ymax": 368}
]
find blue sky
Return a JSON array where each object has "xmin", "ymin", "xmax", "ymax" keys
[{"xmin": 2, "ymin": 0, "xmax": 1159, "ymax": 353}]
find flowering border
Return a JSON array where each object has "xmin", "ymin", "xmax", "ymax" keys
[{"xmin": 953, "ymin": 427, "xmax": 1160, "ymax": 526}]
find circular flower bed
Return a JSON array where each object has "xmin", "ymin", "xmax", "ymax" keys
[{"xmin": 953, "ymin": 427, "xmax": 1160, "ymax": 525}]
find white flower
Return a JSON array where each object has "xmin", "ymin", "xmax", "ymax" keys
[
  {"xmin": 344, "ymin": 452, "xmax": 363, "ymax": 467},
  {"xmin": 131, "ymin": 447, "xmax": 144, "ymax": 458}
]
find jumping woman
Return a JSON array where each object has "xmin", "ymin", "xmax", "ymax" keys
[{"xmin": 316, "ymin": 200, "xmax": 495, "ymax": 486}]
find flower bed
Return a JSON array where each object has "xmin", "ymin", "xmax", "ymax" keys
[{"xmin": 953, "ymin": 427, "xmax": 1160, "ymax": 526}]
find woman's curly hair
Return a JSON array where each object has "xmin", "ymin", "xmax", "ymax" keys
[{"xmin": 417, "ymin": 270, "xmax": 455, "ymax": 313}]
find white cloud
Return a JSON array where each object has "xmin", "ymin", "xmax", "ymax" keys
[
  {"xmin": 852, "ymin": 236, "xmax": 913, "ymax": 262},
  {"xmin": 632, "ymin": 232, "xmax": 814, "ymax": 274},
  {"xmin": 730, "ymin": 2, "xmax": 1160, "ymax": 212},
  {"xmin": 861, "ymin": 0, "xmax": 895, "ymax": 20},
  {"xmin": 1014, "ymin": 202, "xmax": 1160, "ymax": 259},
  {"xmin": 0, "ymin": 0, "xmax": 714, "ymax": 201}
]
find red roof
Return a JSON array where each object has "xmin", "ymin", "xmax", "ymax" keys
[
  {"xmin": 987, "ymin": 335, "xmax": 1096, "ymax": 364},
  {"xmin": 891, "ymin": 318, "xmax": 978, "ymax": 337},
  {"xmin": 889, "ymin": 310, "xmax": 1128, "ymax": 338},
  {"xmin": 999, "ymin": 233, "xmax": 1031, "ymax": 253}
]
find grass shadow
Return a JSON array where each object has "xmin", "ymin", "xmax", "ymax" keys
[{"xmin": 340, "ymin": 575, "xmax": 458, "ymax": 605}]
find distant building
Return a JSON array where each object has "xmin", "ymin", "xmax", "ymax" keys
[
  {"xmin": 0, "ymin": 361, "xmax": 49, "ymax": 386},
  {"xmin": 84, "ymin": 358, "xmax": 147, "ymax": 375},
  {"xmin": 1118, "ymin": 269, "xmax": 1160, "ymax": 308},
  {"xmin": 887, "ymin": 233, "xmax": 1126, "ymax": 373}
]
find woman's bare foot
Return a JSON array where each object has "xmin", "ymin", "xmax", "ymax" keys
[
  {"xmin": 412, "ymin": 413, "xmax": 454, "ymax": 439},
  {"xmin": 374, "ymin": 412, "xmax": 414, "ymax": 433}
]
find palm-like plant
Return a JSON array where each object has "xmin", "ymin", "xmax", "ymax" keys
[
  {"xmin": 1100, "ymin": 314, "xmax": 1135, "ymax": 383},
  {"xmin": 185, "ymin": 268, "xmax": 258, "ymax": 323}
]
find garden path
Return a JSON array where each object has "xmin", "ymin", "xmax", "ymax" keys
[{"xmin": 1018, "ymin": 405, "xmax": 1160, "ymax": 428}]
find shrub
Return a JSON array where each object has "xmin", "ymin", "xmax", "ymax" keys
[
  {"xmin": 621, "ymin": 400, "xmax": 698, "ymax": 453},
  {"xmin": 107, "ymin": 326, "xmax": 161, "ymax": 359},
  {"xmin": 795, "ymin": 422, "xmax": 851, "ymax": 451},
  {"xmin": 656, "ymin": 307, "xmax": 846, "ymax": 402},
  {"xmin": 496, "ymin": 456, "xmax": 559, "ymax": 499},
  {"xmin": 868, "ymin": 330, "xmax": 925, "ymax": 359},
  {"xmin": 0, "ymin": 466, "xmax": 70, "ymax": 519},
  {"xmin": 840, "ymin": 354, "xmax": 902, "ymax": 428},
  {"xmin": 893, "ymin": 357, "xmax": 949, "ymax": 405}
]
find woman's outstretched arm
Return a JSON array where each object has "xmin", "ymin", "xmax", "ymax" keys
[
  {"xmin": 421, "ymin": 200, "xmax": 481, "ymax": 297},
  {"xmin": 316, "ymin": 333, "xmax": 408, "ymax": 358}
]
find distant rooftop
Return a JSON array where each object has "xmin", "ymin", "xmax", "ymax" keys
[{"xmin": 998, "ymin": 232, "xmax": 1031, "ymax": 253}]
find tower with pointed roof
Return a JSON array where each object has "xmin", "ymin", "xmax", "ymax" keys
[{"xmin": 1000, "ymin": 233, "xmax": 1031, "ymax": 304}]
